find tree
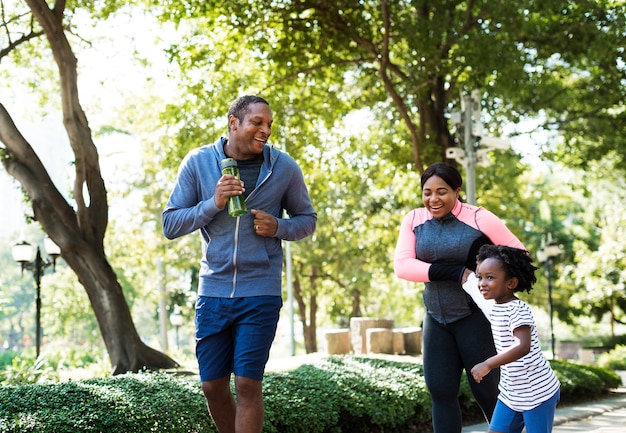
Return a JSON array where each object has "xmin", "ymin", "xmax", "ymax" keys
[
  {"xmin": 139, "ymin": 0, "xmax": 623, "ymax": 351},
  {"xmin": 566, "ymin": 160, "xmax": 626, "ymax": 337},
  {"xmin": 287, "ymin": 119, "xmax": 415, "ymax": 352},
  {"xmin": 153, "ymin": 0, "xmax": 577, "ymax": 351},
  {"xmin": 0, "ymin": 0, "xmax": 176, "ymax": 373},
  {"xmin": 157, "ymin": 0, "xmax": 625, "ymax": 173}
]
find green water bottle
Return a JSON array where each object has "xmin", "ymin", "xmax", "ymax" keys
[{"xmin": 220, "ymin": 158, "xmax": 248, "ymax": 217}]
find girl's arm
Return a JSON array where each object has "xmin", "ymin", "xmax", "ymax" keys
[{"xmin": 470, "ymin": 325, "xmax": 531, "ymax": 383}]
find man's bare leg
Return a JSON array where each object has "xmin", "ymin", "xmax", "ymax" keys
[
  {"xmin": 202, "ymin": 375, "xmax": 264, "ymax": 433},
  {"xmin": 234, "ymin": 376, "xmax": 264, "ymax": 433},
  {"xmin": 202, "ymin": 376, "xmax": 236, "ymax": 433}
]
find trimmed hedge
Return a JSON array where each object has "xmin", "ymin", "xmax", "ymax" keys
[
  {"xmin": 0, "ymin": 373, "xmax": 209, "ymax": 433},
  {"xmin": 551, "ymin": 359, "xmax": 622, "ymax": 402},
  {"xmin": 262, "ymin": 357, "xmax": 437, "ymax": 433},
  {"xmin": 0, "ymin": 356, "xmax": 621, "ymax": 433}
]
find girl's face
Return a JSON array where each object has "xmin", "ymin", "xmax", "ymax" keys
[
  {"xmin": 475, "ymin": 257, "xmax": 518, "ymax": 304},
  {"xmin": 421, "ymin": 175, "xmax": 459, "ymax": 218}
]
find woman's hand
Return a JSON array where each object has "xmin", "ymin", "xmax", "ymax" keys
[{"xmin": 461, "ymin": 267, "xmax": 473, "ymax": 285}]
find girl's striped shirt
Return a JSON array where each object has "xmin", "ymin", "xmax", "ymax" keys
[{"xmin": 490, "ymin": 299, "xmax": 560, "ymax": 411}]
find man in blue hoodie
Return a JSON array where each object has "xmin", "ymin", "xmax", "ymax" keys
[{"xmin": 163, "ymin": 95, "xmax": 317, "ymax": 433}]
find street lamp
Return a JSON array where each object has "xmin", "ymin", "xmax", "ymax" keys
[
  {"xmin": 12, "ymin": 236, "xmax": 61, "ymax": 358},
  {"xmin": 537, "ymin": 242, "xmax": 562, "ymax": 359},
  {"xmin": 170, "ymin": 306, "xmax": 184, "ymax": 350}
]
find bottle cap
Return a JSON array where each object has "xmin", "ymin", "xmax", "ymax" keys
[{"xmin": 220, "ymin": 158, "xmax": 237, "ymax": 169}]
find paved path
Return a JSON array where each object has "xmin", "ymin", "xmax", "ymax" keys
[
  {"xmin": 553, "ymin": 407, "xmax": 626, "ymax": 432},
  {"xmin": 463, "ymin": 389, "xmax": 626, "ymax": 433}
]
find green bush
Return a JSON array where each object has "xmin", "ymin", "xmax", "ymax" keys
[
  {"xmin": 0, "ymin": 348, "xmax": 111, "ymax": 385},
  {"xmin": 0, "ymin": 356, "xmax": 59, "ymax": 385},
  {"xmin": 0, "ymin": 350, "xmax": 19, "ymax": 368},
  {"xmin": 597, "ymin": 345, "xmax": 626, "ymax": 370},
  {"xmin": 0, "ymin": 372, "xmax": 211, "ymax": 433},
  {"xmin": 0, "ymin": 356, "xmax": 619, "ymax": 433},
  {"xmin": 263, "ymin": 357, "xmax": 435, "ymax": 433},
  {"xmin": 550, "ymin": 359, "xmax": 621, "ymax": 403}
]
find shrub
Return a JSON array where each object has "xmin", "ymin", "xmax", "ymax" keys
[
  {"xmin": 0, "ymin": 356, "xmax": 59, "ymax": 385},
  {"xmin": 550, "ymin": 359, "xmax": 621, "ymax": 403},
  {"xmin": 263, "ymin": 356, "xmax": 434, "ymax": 433},
  {"xmin": 0, "ymin": 356, "xmax": 619, "ymax": 433},
  {"xmin": 581, "ymin": 334, "xmax": 626, "ymax": 350},
  {"xmin": 0, "ymin": 350, "xmax": 19, "ymax": 368},
  {"xmin": 0, "ymin": 348, "xmax": 112, "ymax": 384},
  {"xmin": 0, "ymin": 372, "xmax": 212, "ymax": 433}
]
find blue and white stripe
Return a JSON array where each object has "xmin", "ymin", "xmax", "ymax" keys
[{"xmin": 491, "ymin": 299, "xmax": 560, "ymax": 411}]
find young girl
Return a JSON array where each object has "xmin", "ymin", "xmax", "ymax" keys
[{"xmin": 471, "ymin": 245, "xmax": 561, "ymax": 433}]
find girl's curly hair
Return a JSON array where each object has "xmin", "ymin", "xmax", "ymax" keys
[{"xmin": 476, "ymin": 244, "xmax": 538, "ymax": 293}]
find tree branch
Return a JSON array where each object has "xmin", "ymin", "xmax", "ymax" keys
[
  {"xmin": 0, "ymin": 102, "xmax": 80, "ymax": 238},
  {"xmin": 25, "ymin": 0, "xmax": 109, "ymax": 251},
  {"xmin": 0, "ymin": 2, "xmax": 45, "ymax": 60}
]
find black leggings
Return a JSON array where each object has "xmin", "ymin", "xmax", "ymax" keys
[{"xmin": 423, "ymin": 310, "xmax": 499, "ymax": 433}]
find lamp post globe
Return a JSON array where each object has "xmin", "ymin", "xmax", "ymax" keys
[
  {"xmin": 12, "ymin": 236, "xmax": 60, "ymax": 359},
  {"xmin": 538, "ymin": 242, "xmax": 562, "ymax": 360},
  {"xmin": 170, "ymin": 308, "xmax": 184, "ymax": 350}
]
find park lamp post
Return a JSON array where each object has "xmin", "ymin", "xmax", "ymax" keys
[
  {"xmin": 537, "ymin": 242, "xmax": 562, "ymax": 360},
  {"xmin": 12, "ymin": 236, "xmax": 61, "ymax": 358},
  {"xmin": 170, "ymin": 306, "xmax": 184, "ymax": 350}
]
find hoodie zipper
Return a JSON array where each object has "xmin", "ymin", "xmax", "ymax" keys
[
  {"xmin": 230, "ymin": 216, "xmax": 241, "ymax": 297},
  {"xmin": 229, "ymin": 154, "xmax": 274, "ymax": 297},
  {"xmin": 245, "ymin": 169, "xmax": 272, "ymax": 202}
]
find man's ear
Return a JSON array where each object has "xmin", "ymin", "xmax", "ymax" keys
[{"xmin": 228, "ymin": 114, "xmax": 239, "ymax": 130}]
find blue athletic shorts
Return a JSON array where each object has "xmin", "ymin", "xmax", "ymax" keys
[
  {"xmin": 489, "ymin": 388, "xmax": 560, "ymax": 433},
  {"xmin": 195, "ymin": 296, "xmax": 282, "ymax": 382}
]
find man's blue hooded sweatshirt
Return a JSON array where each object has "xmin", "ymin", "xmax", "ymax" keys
[{"xmin": 163, "ymin": 137, "xmax": 317, "ymax": 298}]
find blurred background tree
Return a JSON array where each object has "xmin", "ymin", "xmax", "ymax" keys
[{"xmin": 0, "ymin": 0, "xmax": 624, "ymax": 371}]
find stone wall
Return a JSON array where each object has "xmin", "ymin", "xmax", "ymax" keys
[
  {"xmin": 323, "ymin": 318, "xmax": 422, "ymax": 356},
  {"xmin": 323, "ymin": 329, "xmax": 351, "ymax": 355},
  {"xmin": 350, "ymin": 318, "xmax": 394, "ymax": 355}
]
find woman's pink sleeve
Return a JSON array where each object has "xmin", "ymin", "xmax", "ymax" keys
[
  {"xmin": 394, "ymin": 211, "xmax": 431, "ymax": 282},
  {"xmin": 476, "ymin": 208, "xmax": 525, "ymax": 249}
]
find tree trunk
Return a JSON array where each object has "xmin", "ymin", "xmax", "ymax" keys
[
  {"xmin": 350, "ymin": 288, "xmax": 362, "ymax": 318},
  {"xmin": 302, "ymin": 291, "xmax": 318, "ymax": 354},
  {"xmin": 0, "ymin": 0, "xmax": 177, "ymax": 373},
  {"xmin": 293, "ymin": 269, "xmax": 318, "ymax": 354},
  {"xmin": 62, "ymin": 240, "xmax": 178, "ymax": 374}
]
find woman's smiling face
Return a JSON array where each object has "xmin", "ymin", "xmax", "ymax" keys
[{"xmin": 421, "ymin": 175, "xmax": 460, "ymax": 218}]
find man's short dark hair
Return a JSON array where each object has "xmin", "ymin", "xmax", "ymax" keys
[{"xmin": 228, "ymin": 95, "xmax": 270, "ymax": 130}]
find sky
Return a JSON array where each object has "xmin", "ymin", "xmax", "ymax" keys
[
  {"xmin": 0, "ymin": 118, "xmax": 146, "ymax": 240},
  {"xmin": 0, "ymin": 116, "xmax": 72, "ymax": 239},
  {"xmin": 0, "ymin": 9, "xmax": 176, "ymax": 241}
]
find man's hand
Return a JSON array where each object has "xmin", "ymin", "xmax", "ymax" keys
[
  {"xmin": 252, "ymin": 209, "xmax": 278, "ymax": 236},
  {"xmin": 215, "ymin": 174, "xmax": 245, "ymax": 209}
]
